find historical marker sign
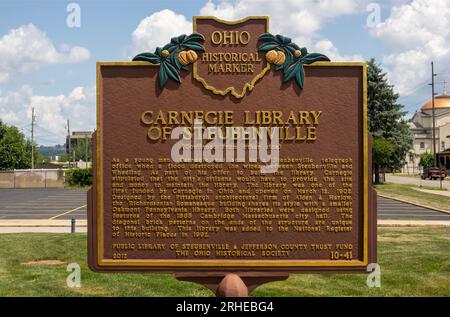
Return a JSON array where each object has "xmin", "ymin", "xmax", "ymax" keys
[{"xmin": 88, "ymin": 16, "xmax": 376, "ymax": 275}]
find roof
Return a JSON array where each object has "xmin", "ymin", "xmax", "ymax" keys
[
  {"xmin": 408, "ymin": 121, "xmax": 424, "ymax": 129},
  {"xmin": 421, "ymin": 94, "xmax": 450, "ymax": 110}
]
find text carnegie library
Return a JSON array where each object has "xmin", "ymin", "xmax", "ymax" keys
[
  {"xmin": 140, "ymin": 110, "xmax": 322, "ymax": 142},
  {"xmin": 141, "ymin": 110, "xmax": 322, "ymax": 126}
]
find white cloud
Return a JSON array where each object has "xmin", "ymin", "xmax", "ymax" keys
[
  {"xmin": 0, "ymin": 86, "xmax": 95, "ymax": 145},
  {"xmin": 0, "ymin": 86, "xmax": 32, "ymax": 124},
  {"xmin": 130, "ymin": 2, "xmax": 366, "ymax": 61},
  {"xmin": 314, "ymin": 39, "xmax": 364, "ymax": 62},
  {"xmin": 199, "ymin": 0, "xmax": 367, "ymax": 60},
  {"xmin": 131, "ymin": 9, "xmax": 192, "ymax": 55},
  {"xmin": 370, "ymin": 0, "xmax": 450, "ymax": 95},
  {"xmin": 0, "ymin": 24, "xmax": 90, "ymax": 84}
]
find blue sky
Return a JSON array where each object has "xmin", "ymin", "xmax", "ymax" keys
[{"xmin": 1, "ymin": 0, "xmax": 449, "ymax": 145}]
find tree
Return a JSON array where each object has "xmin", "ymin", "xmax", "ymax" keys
[
  {"xmin": 372, "ymin": 137, "xmax": 395, "ymax": 184},
  {"xmin": 367, "ymin": 59, "xmax": 413, "ymax": 183},
  {"xmin": 72, "ymin": 138, "xmax": 92, "ymax": 162},
  {"xmin": 0, "ymin": 120, "xmax": 36, "ymax": 170},
  {"xmin": 60, "ymin": 139, "xmax": 92, "ymax": 163},
  {"xmin": 419, "ymin": 152, "xmax": 434, "ymax": 169}
]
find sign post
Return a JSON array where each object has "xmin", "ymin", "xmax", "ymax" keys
[{"xmin": 88, "ymin": 16, "xmax": 377, "ymax": 296}]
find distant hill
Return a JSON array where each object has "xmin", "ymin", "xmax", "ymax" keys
[{"xmin": 39, "ymin": 144, "xmax": 66, "ymax": 157}]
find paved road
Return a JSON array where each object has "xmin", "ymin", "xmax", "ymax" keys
[
  {"xmin": 0, "ymin": 188, "xmax": 449, "ymax": 221},
  {"xmin": 0, "ymin": 189, "xmax": 87, "ymax": 220},
  {"xmin": 386, "ymin": 174, "xmax": 450, "ymax": 190},
  {"xmin": 377, "ymin": 196, "xmax": 450, "ymax": 221}
]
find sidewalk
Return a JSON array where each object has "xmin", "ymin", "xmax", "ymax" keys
[
  {"xmin": 378, "ymin": 220, "xmax": 450, "ymax": 227},
  {"xmin": 386, "ymin": 174, "xmax": 450, "ymax": 190},
  {"xmin": 0, "ymin": 227, "xmax": 87, "ymax": 233},
  {"xmin": 415, "ymin": 188, "xmax": 450, "ymax": 197},
  {"xmin": 0, "ymin": 219, "xmax": 87, "ymax": 233}
]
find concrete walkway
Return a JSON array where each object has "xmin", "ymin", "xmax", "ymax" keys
[
  {"xmin": 378, "ymin": 220, "xmax": 450, "ymax": 227},
  {"xmin": 386, "ymin": 174, "xmax": 450, "ymax": 190},
  {"xmin": 415, "ymin": 188, "xmax": 450, "ymax": 197},
  {"xmin": 0, "ymin": 219, "xmax": 87, "ymax": 227},
  {"xmin": 0, "ymin": 227, "xmax": 87, "ymax": 233},
  {"xmin": 0, "ymin": 219, "xmax": 87, "ymax": 233}
]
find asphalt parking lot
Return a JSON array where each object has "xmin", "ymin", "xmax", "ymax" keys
[
  {"xmin": 377, "ymin": 196, "xmax": 450, "ymax": 221},
  {"xmin": 0, "ymin": 188, "xmax": 449, "ymax": 221},
  {"xmin": 0, "ymin": 189, "xmax": 87, "ymax": 220}
]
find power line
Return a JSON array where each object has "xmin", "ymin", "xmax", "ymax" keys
[
  {"xmin": 400, "ymin": 78, "xmax": 431, "ymax": 97},
  {"xmin": 35, "ymin": 123, "xmax": 64, "ymax": 138},
  {"xmin": 399, "ymin": 65, "xmax": 450, "ymax": 99}
]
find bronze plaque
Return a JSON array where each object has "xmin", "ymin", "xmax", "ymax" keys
[{"xmin": 88, "ymin": 16, "xmax": 376, "ymax": 273}]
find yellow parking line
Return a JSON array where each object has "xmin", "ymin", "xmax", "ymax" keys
[{"xmin": 49, "ymin": 204, "xmax": 87, "ymax": 220}]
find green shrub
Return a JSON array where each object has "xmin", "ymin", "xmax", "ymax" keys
[
  {"xmin": 419, "ymin": 152, "xmax": 434, "ymax": 169},
  {"xmin": 65, "ymin": 168, "xmax": 92, "ymax": 187}
]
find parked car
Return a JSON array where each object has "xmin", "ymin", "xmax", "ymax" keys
[{"xmin": 421, "ymin": 167, "xmax": 446, "ymax": 180}]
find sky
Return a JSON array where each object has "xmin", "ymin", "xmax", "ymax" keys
[{"xmin": 0, "ymin": 0, "xmax": 449, "ymax": 145}]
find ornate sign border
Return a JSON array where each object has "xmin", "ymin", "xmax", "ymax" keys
[{"xmin": 94, "ymin": 61, "xmax": 369, "ymax": 269}]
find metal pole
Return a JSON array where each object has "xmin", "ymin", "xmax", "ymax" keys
[
  {"xmin": 85, "ymin": 135, "xmax": 88, "ymax": 168},
  {"xmin": 431, "ymin": 62, "xmax": 437, "ymax": 167},
  {"xmin": 31, "ymin": 107, "xmax": 35, "ymax": 169},
  {"xmin": 67, "ymin": 120, "xmax": 71, "ymax": 158},
  {"xmin": 71, "ymin": 217, "xmax": 76, "ymax": 233}
]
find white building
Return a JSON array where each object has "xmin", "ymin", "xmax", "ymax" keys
[{"xmin": 402, "ymin": 87, "xmax": 450, "ymax": 174}]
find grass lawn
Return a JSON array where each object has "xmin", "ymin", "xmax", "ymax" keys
[
  {"xmin": 375, "ymin": 183, "xmax": 450, "ymax": 212},
  {"xmin": 0, "ymin": 227, "xmax": 449, "ymax": 296}
]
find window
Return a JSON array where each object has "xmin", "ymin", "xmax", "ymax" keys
[
  {"xmin": 420, "ymin": 142, "xmax": 425, "ymax": 149},
  {"xmin": 442, "ymin": 141, "xmax": 445, "ymax": 151}
]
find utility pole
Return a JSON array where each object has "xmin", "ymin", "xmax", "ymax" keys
[
  {"xmin": 430, "ymin": 62, "xmax": 437, "ymax": 167},
  {"xmin": 85, "ymin": 134, "xmax": 88, "ymax": 168},
  {"xmin": 31, "ymin": 107, "xmax": 36, "ymax": 169},
  {"xmin": 67, "ymin": 119, "xmax": 72, "ymax": 167},
  {"xmin": 67, "ymin": 119, "xmax": 71, "ymax": 156}
]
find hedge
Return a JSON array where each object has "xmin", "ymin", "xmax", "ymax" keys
[{"xmin": 65, "ymin": 168, "xmax": 92, "ymax": 187}]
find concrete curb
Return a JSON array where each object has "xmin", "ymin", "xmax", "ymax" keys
[
  {"xmin": 377, "ymin": 194, "xmax": 450, "ymax": 215},
  {"xmin": 378, "ymin": 220, "xmax": 450, "ymax": 227},
  {"xmin": 0, "ymin": 220, "xmax": 87, "ymax": 227},
  {"xmin": 0, "ymin": 227, "xmax": 87, "ymax": 233}
]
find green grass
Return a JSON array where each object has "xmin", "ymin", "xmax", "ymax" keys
[
  {"xmin": 0, "ymin": 228, "xmax": 449, "ymax": 296},
  {"xmin": 375, "ymin": 183, "xmax": 450, "ymax": 212}
]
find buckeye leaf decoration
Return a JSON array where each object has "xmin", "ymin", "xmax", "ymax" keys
[
  {"xmin": 132, "ymin": 32, "xmax": 205, "ymax": 88},
  {"xmin": 132, "ymin": 52, "xmax": 160, "ymax": 64},
  {"xmin": 258, "ymin": 32, "xmax": 330, "ymax": 88}
]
